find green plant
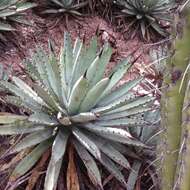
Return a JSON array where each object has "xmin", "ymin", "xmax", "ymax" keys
[
  {"xmin": 126, "ymin": 110, "xmax": 160, "ymax": 190},
  {"xmin": 42, "ymin": 0, "xmax": 88, "ymax": 17},
  {"xmin": 0, "ymin": 0, "xmax": 36, "ymax": 40},
  {"xmin": 0, "ymin": 33, "xmax": 155, "ymax": 190},
  {"xmin": 114, "ymin": 0, "xmax": 173, "ymax": 40}
]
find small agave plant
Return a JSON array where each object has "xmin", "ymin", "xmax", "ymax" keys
[
  {"xmin": 127, "ymin": 110, "xmax": 160, "ymax": 190},
  {"xmin": 114, "ymin": 0, "xmax": 173, "ymax": 39},
  {"xmin": 0, "ymin": 33, "xmax": 155, "ymax": 190},
  {"xmin": 42, "ymin": 0, "xmax": 88, "ymax": 16},
  {"xmin": 0, "ymin": 0, "xmax": 36, "ymax": 32}
]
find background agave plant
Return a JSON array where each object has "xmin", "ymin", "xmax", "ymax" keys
[
  {"xmin": 126, "ymin": 110, "xmax": 160, "ymax": 190},
  {"xmin": 0, "ymin": 0, "xmax": 36, "ymax": 38},
  {"xmin": 0, "ymin": 32, "xmax": 155, "ymax": 190},
  {"xmin": 114, "ymin": 0, "xmax": 173, "ymax": 40},
  {"xmin": 42, "ymin": 0, "xmax": 88, "ymax": 18}
]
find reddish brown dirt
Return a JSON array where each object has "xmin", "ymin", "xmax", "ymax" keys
[{"xmin": 0, "ymin": 12, "xmax": 153, "ymax": 77}]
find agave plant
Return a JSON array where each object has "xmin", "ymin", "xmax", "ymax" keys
[
  {"xmin": 42, "ymin": 0, "xmax": 88, "ymax": 17},
  {"xmin": 0, "ymin": 33, "xmax": 155, "ymax": 190},
  {"xmin": 0, "ymin": 0, "xmax": 37, "ymax": 40},
  {"xmin": 114, "ymin": 0, "xmax": 173, "ymax": 40},
  {"xmin": 125, "ymin": 110, "xmax": 160, "ymax": 190}
]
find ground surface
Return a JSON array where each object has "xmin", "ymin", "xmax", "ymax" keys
[{"xmin": 1, "ymin": 11, "xmax": 156, "ymax": 74}]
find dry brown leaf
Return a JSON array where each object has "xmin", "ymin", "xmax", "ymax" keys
[
  {"xmin": 26, "ymin": 149, "xmax": 50, "ymax": 190},
  {"xmin": 67, "ymin": 146, "xmax": 80, "ymax": 190}
]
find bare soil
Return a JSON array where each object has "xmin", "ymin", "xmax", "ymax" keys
[{"xmin": 0, "ymin": 11, "xmax": 154, "ymax": 75}]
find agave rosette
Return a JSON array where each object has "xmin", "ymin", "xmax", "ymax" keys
[
  {"xmin": 115, "ymin": 0, "xmax": 173, "ymax": 39},
  {"xmin": 126, "ymin": 110, "xmax": 160, "ymax": 190},
  {"xmin": 0, "ymin": 33, "xmax": 154, "ymax": 189},
  {"xmin": 42, "ymin": 0, "xmax": 88, "ymax": 16},
  {"xmin": 0, "ymin": 0, "xmax": 37, "ymax": 32}
]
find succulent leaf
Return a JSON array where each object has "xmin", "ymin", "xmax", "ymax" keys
[
  {"xmin": 68, "ymin": 75, "xmax": 89, "ymax": 114},
  {"xmin": 85, "ymin": 55, "xmax": 99, "ymax": 82},
  {"xmin": 100, "ymin": 96, "xmax": 154, "ymax": 115},
  {"xmin": 32, "ymin": 83, "xmax": 61, "ymax": 113},
  {"xmin": 127, "ymin": 160, "xmax": 142, "ymax": 190},
  {"xmin": 92, "ymin": 95, "xmax": 134, "ymax": 114},
  {"xmin": 44, "ymin": 157, "xmax": 63, "ymax": 190},
  {"xmin": 73, "ymin": 37, "xmax": 98, "ymax": 84},
  {"xmin": 99, "ymin": 106, "xmax": 151, "ymax": 120},
  {"xmin": 0, "ymin": 113, "xmax": 27, "ymax": 124},
  {"xmin": 100, "ymin": 154, "xmax": 127, "ymax": 188},
  {"xmin": 0, "ymin": 22, "xmax": 15, "ymax": 31},
  {"xmin": 95, "ymin": 117, "xmax": 147, "ymax": 127},
  {"xmin": 68, "ymin": 37, "xmax": 83, "ymax": 94},
  {"xmin": 32, "ymin": 47, "xmax": 53, "ymax": 91},
  {"xmin": 12, "ymin": 76, "xmax": 44, "ymax": 106},
  {"xmin": 51, "ymin": 129, "xmax": 69, "ymax": 163},
  {"xmin": 10, "ymin": 128, "xmax": 54, "ymax": 154},
  {"xmin": 97, "ymin": 77, "xmax": 143, "ymax": 106},
  {"xmin": 91, "ymin": 137, "xmax": 131, "ymax": 169},
  {"xmin": 28, "ymin": 112, "xmax": 58, "ymax": 126},
  {"xmin": 63, "ymin": 31, "xmax": 73, "ymax": 86},
  {"xmin": 83, "ymin": 124, "xmax": 147, "ymax": 148},
  {"xmin": 73, "ymin": 128, "xmax": 101, "ymax": 159},
  {"xmin": 101, "ymin": 59, "xmax": 132, "ymax": 97},
  {"xmin": 79, "ymin": 77, "xmax": 110, "ymax": 112},
  {"xmin": 0, "ymin": 121, "xmax": 47, "ymax": 135},
  {"xmin": 70, "ymin": 112, "xmax": 97, "ymax": 123},
  {"xmin": 0, "ymin": 81, "xmax": 44, "ymax": 111},
  {"xmin": 11, "ymin": 139, "xmax": 52, "ymax": 179},
  {"xmin": 74, "ymin": 140, "xmax": 103, "ymax": 189},
  {"xmin": 91, "ymin": 43, "xmax": 112, "ymax": 85}
]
